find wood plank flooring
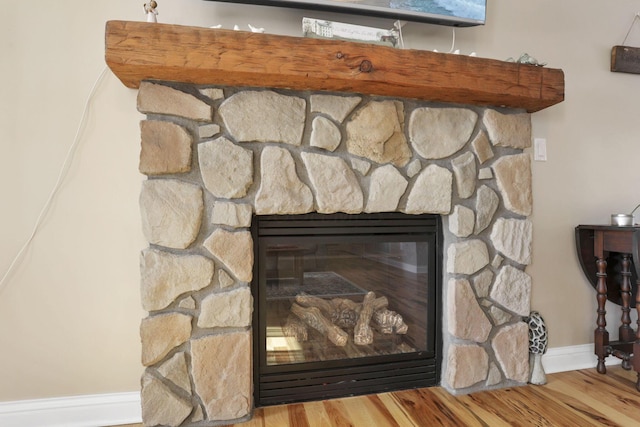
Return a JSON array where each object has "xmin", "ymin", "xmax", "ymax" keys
[{"xmin": 117, "ymin": 366, "xmax": 640, "ymax": 426}]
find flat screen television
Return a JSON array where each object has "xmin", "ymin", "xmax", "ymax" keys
[{"xmin": 204, "ymin": 0, "xmax": 487, "ymax": 27}]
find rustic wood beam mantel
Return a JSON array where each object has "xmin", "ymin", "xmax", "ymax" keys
[{"xmin": 105, "ymin": 20, "xmax": 564, "ymax": 112}]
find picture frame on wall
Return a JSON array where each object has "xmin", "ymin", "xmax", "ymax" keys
[{"xmin": 206, "ymin": 0, "xmax": 487, "ymax": 27}]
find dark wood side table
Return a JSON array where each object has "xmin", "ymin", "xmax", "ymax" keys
[{"xmin": 575, "ymin": 225, "xmax": 640, "ymax": 390}]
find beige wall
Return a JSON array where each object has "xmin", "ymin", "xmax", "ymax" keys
[{"xmin": 1, "ymin": 0, "xmax": 639, "ymax": 401}]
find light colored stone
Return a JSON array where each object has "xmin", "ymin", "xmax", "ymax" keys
[
  {"xmin": 486, "ymin": 362, "xmax": 502, "ymax": 386},
  {"xmin": 365, "ymin": 165, "xmax": 408, "ymax": 213},
  {"xmin": 474, "ymin": 185, "xmax": 499, "ymax": 234},
  {"xmin": 406, "ymin": 159, "xmax": 422, "ymax": 178},
  {"xmin": 447, "ymin": 240, "xmax": 489, "ymax": 275},
  {"xmin": 141, "ymin": 313, "xmax": 192, "ymax": 366},
  {"xmin": 345, "ymin": 101, "xmax": 411, "ymax": 167},
  {"xmin": 351, "ymin": 158, "xmax": 371, "ymax": 176},
  {"xmin": 490, "ymin": 218, "xmax": 533, "ymax": 265},
  {"xmin": 212, "ymin": 202, "xmax": 253, "ymax": 228},
  {"xmin": 198, "ymin": 137, "xmax": 253, "ymax": 199},
  {"xmin": 203, "ymin": 229, "xmax": 253, "ymax": 282},
  {"xmin": 409, "ymin": 107, "xmax": 477, "ymax": 159},
  {"xmin": 255, "ymin": 146, "xmax": 313, "ymax": 215},
  {"xmin": 491, "ymin": 265, "xmax": 532, "ymax": 316},
  {"xmin": 473, "ymin": 269, "xmax": 494, "ymax": 298},
  {"xmin": 178, "ymin": 296, "xmax": 196, "ymax": 310},
  {"xmin": 140, "ymin": 248, "xmax": 214, "ymax": 311},
  {"xmin": 301, "ymin": 152, "xmax": 363, "ymax": 213},
  {"xmin": 451, "ymin": 152, "xmax": 477, "ymax": 199},
  {"xmin": 141, "ymin": 373, "xmax": 192, "ymax": 427},
  {"xmin": 199, "ymin": 288, "xmax": 252, "ymax": 328},
  {"xmin": 191, "ymin": 332, "xmax": 252, "ymax": 421},
  {"xmin": 138, "ymin": 81, "xmax": 213, "ymax": 121},
  {"xmin": 445, "ymin": 344, "xmax": 489, "ymax": 389},
  {"xmin": 447, "ymin": 279, "xmax": 492, "ymax": 342},
  {"xmin": 140, "ymin": 120, "xmax": 192, "ymax": 175},
  {"xmin": 310, "ymin": 116, "xmax": 341, "ymax": 151},
  {"xmin": 448, "ymin": 205, "xmax": 475, "ymax": 238},
  {"xmin": 493, "ymin": 153, "xmax": 532, "ymax": 216},
  {"xmin": 199, "ymin": 87, "xmax": 224, "ymax": 100},
  {"xmin": 219, "ymin": 91, "xmax": 306, "ymax": 145},
  {"xmin": 191, "ymin": 406, "xmax": 204, "ymax": 423},
  {"xmin": 483, "ymin": 110, "xmax": 532, "ymax": 149},
  {"xmin": 490, "ymin": 306, "xmax": 512, "ymax": 325},
  {"xmin": 217, "ymin": 269, "xmax": 235, "ymax": 289},
  {"xmin": 404, "ymin": 165, "xmax": 453, "ymax": 214},
  {"xmin": 198, "ymin": 123, "xmax": 220, "ymax": 139},
  {"xmin": 492, "ymin": 322, "xmax": 529, "ymax": 382},
  {"xmin": 140, "ymin": 179, "xmax": 203, "ymax": 249},
  {"xmin": 478, "ymin": 168, "xmax": 493, "ymax": 180},
  {"xmin": 471, "ymin": 131, "xmax": 494, "ymax": 164},
  {"xmin": 158, "ymin": 352, "xmax": 191, "ymax": 393},
  {"xmin": 492, "ymin": 254, "xmax": 504, "ymax": 269},
  {"xmin": 310, "ymin": 94, "xmax": 361, "ymax": 123}
]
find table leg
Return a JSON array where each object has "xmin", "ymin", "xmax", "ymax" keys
[
  {"xmin": 620, "ymin": 255, "xmax": 634, "ymax": 343},
  {"xmin": 595, "ymin": 257, "xmax": 609, "ymax": 374}
]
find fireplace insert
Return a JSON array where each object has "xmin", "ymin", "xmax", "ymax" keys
[{"xmin": 251, "ymin": 213, "xmax": 442, "ymax": 406}]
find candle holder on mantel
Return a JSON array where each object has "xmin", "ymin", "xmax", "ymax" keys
[{"xmin": 611, "ymin": 202, "xmax": 640, "ymax": 226}]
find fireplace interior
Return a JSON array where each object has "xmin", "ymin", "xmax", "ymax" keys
[{"xmin": 253, "ymin": 213, "xmax": 442, "ymax": 406}]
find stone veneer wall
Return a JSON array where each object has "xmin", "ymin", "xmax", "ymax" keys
[{"xmin": 136, "ymin": 81, "xmax": 534, "ymax": 427}]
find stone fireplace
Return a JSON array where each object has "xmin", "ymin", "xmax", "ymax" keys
[{"xmin": 105, "ymin": 20, "xmax": 564, "ymax": 427}]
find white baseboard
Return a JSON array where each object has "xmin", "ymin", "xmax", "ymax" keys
[
  {"xmin": 0, "ymin": 344, "xmax": 619, "ymax": 427},
  {"xmin": 0, "ymin": 392, "xmax": 141, "ymax": 427},
  {"xmin": 542, "ymin": 343, "xmax": 621, "ymax": 374}
]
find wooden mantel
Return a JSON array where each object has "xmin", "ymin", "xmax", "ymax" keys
[{"xmin": 105, "ymin": 20, "xmax": 564, "ymax": 112}]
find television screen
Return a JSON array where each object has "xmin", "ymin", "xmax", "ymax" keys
[{"xmin": 205, "ymin": 0, "xmax": 487, "ymax": 27}]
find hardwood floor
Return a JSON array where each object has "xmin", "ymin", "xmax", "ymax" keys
[{"xmin": 118, "ymin": 366, "xmax": 640, "ymax": 426}]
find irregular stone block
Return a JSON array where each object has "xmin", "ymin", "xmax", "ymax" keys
[
  {"xmin": 406, "ymin": 159, "xmax": 422, "ymax": 178},
  {"xmin": 478, "ymin": 168, "xmax": 493, "ymax": 180},
  {"xmin": 345, "ymin": 101, "xmax": 411, "ymax": 167},
  {"xmin": 483, "ymin": 110, "xmax": 531, "ymax": 149},
  {"xmin": 198, "ymin": 288, "xmax": 252, "ymax": 328},
  {"xmin": 140, "ymin": 248, "xmax": 214, "ymax": 311},
  {"xmin": 255, "ymin": 146, "xmax": 313, "ymax": 215},
  {"xmin": 474, "ymin": 185, "xmax": 499, "ymax": 234},
  {"xmin": 445, "ymin": 344, "xmax": 489, "ymax": 389},
  {"xmin": 404, "ymin": 165, "xmax": 453, "ymax": 214},
  {"xmin": 492, "ymin": 322, "xmax": 529, "ymax": 383},
  {"xmin": 451, "ymin": 152, "xmax": 477, "ymax": 199},
  {"xmin": 140, "ymin": 179, "xmax": 203, "ymax": 249},
  {"xmin": 158, "ymin": 352, "xmax": 191, "ymax": 393},
  {"xmin": 199, "ymin": 87, "xmax": 224, "ymax": 100},
  {"xmin": 212, "ymin": 202, "xmax": 253, "ymax": 228},
  {"xmin": 486, "ymin": 362, "xmax": 502, "ymax": 386},
  {"xmin": 351, "ymin": 158, "xmax": 371, "ymax": 176},
  {"xmin": 198, "ymin": 137, "xmax": 253, "ymax": 199},
  {"xmin": 141, "ymin": 373, "xmax": 192, "ymax": 427},
  {"xmin": 191, "ymin": 332, "xmax": 252, "ymax": 421},
  {"xmin": 490, "ymin": 218, "xmax": 533, "ymax": 265},
  {"xmin": 198, "ymin": 123, "xmax": 220, "ymax": 139},
  {"xmin": 409, "ymin": 107, "xmax": 477, "ymax": 159},
  {"xmin": 140, "ymin": 120, "xmax": 192, "ymax": 175},
  {"xmin": 448, "ymin": 205, "xmax": 475, "ymax": 238},
  {"xmin": 203, "ymin": 229, "xmax": 253, "ymax": 282},
  {"xmin": 471, "ymin": 130, "xmax": 494, "ymax": 164},
  {"xmin": 301, "ymin": 152, "xmax": 363, "ymax": 213},
  {"xmin": 365, "ymin": 165, "xmax": 408, "ymax": 213},
  {"xmin": 138, "ymin": 82, "xmax": 213, "ymax": 121},
  {"xmin": 472, "ymin": 269, "xmax": 494, "ymax": 298},
  {"xmin": 141, "ymin": 312, "xmax": 192, "ymax": 366},
  {"xmin": 310, "ymin": 116, "xmax": 341, "ymax": 151},
  {"xmin": 493, "ymin": 153, "xmax": 532, "ymax": 216},
  {"xmin": 310, "ymin": 94, "xmax": 361, "ymax": 123},
  {"xmin": 447, "ymin": 279, "xmax": 492, "ymax": 342},
  {"xmin": 219, "ymin": 91, "xmax": 306, "ymax": 145},
  {"xmin": 178, "ymin": 296, "xmax": 196, "ymax": 310},
  {"xmin": 491, "ymin": 265, "xmax": 531, "ymax": 316},
  {"xmin": 492, "ymin": 254, "xmax": 504, "ymax": 269},
  {"xmin": 217, "ymin": 269, "xmax": 235, "ymax": 289},
  {"xmin": 447, "ymin": 240, "xmax": 489, "ymax": 275},
  {"xmin": 490, "ymin": 305, "xmax": 512, "ymax": 325}
]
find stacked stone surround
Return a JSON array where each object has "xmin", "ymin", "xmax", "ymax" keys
[{"xmin": 136, "ymin": 81, "xmax": 534, "ymax": 426}]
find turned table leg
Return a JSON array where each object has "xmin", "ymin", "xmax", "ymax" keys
[
  {"xmin": 620, "ymin": 255, "xmax": 634, "ymax": 343},
  {"xmin": 595, "ymin": 257, "xmax": 609, "ymax": 374}
]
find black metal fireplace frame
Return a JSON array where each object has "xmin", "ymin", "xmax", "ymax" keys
[{"xmin": 251, "ymin": 212, "xmax": 443, "ymax": 407}]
